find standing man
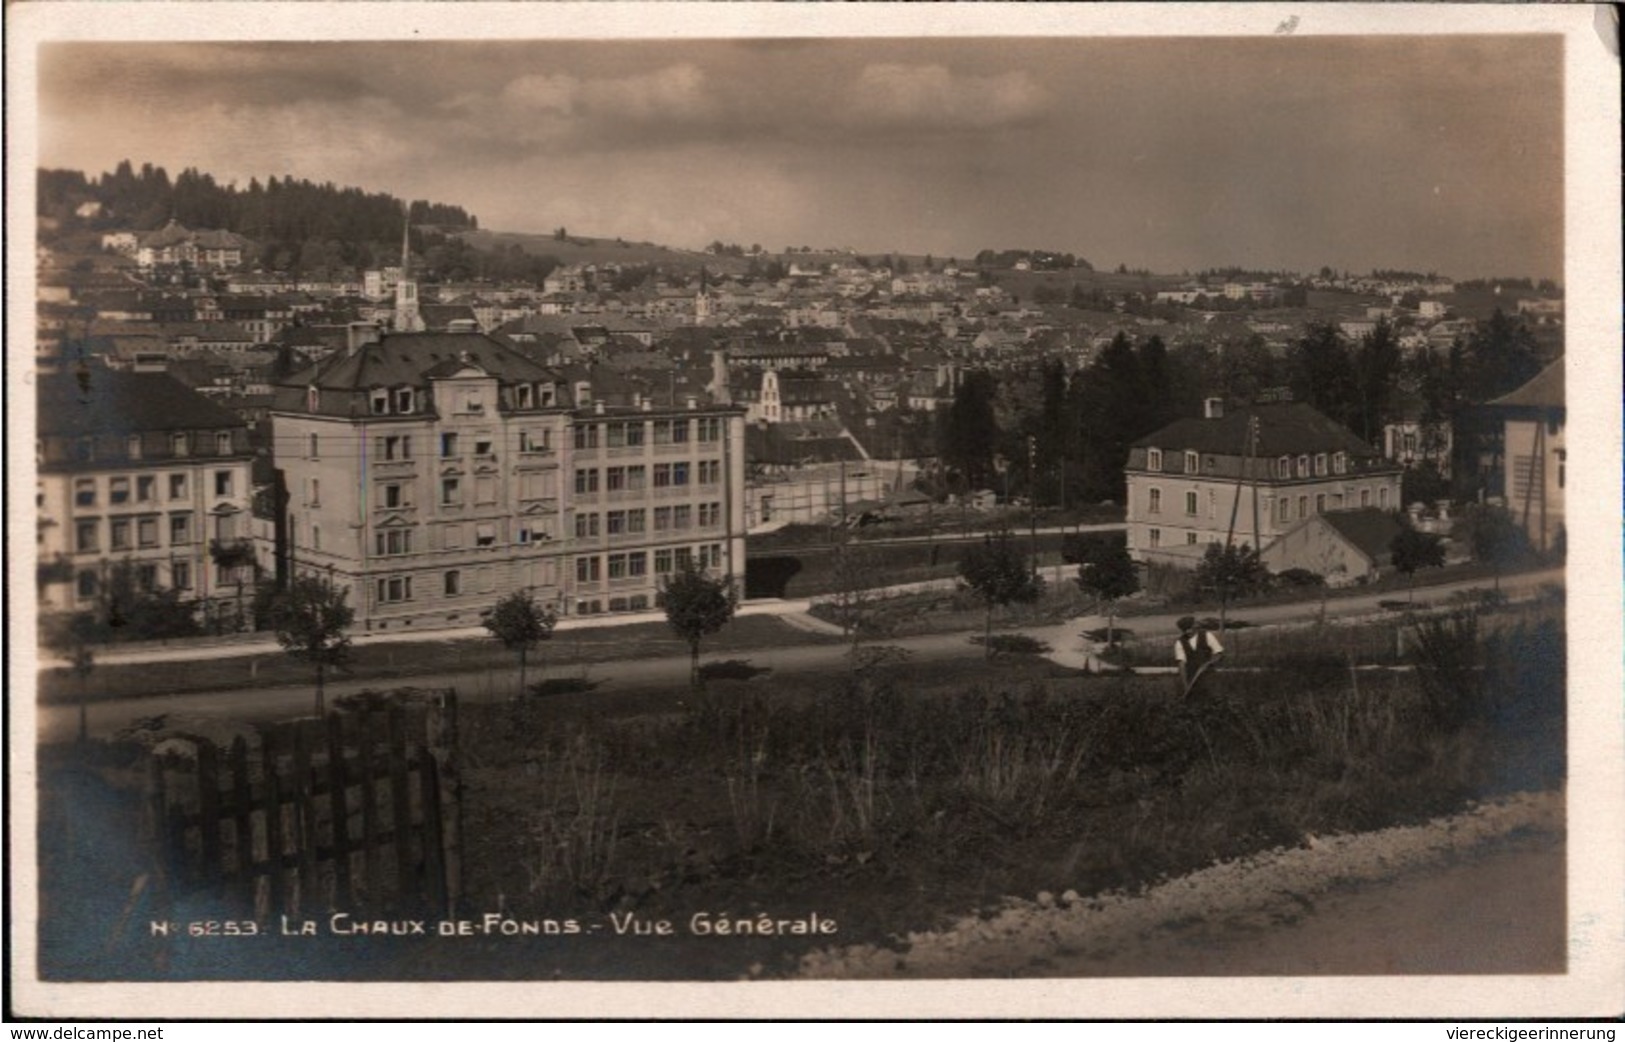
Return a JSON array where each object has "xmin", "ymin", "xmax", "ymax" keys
[{"xmin": 1174, "ymin": 615, "xmax": 1225, "ymax": 698}]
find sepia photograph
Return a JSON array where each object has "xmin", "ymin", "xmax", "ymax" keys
[{"xmin": 7, "ymin": 2, "xmax": 1621, "ymax": 1022}]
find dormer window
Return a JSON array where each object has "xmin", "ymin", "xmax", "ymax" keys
[
  {"xmin": 127, "ymin": 435, "xmax": 143, "ymax": 460},
  {"xmin": 516, "ymin": 384, "xmax": 534, "ymax": 409},
  {"xmin": 1276, "ymin": 455, "xmax": 1291, "ymax": 479},
  {"xmin": 540, "ymin": 385, "xmax": 556, "ymax": 407},
  {"xmin": 172, "ymin": 433, "xmax": 189, "ymax": 457},
  {"xmin": 216, "ymin": 432, "xmax": 232, "ymax": 454},
  {"xmin": 1184, "ymin": 451, "xmax": 1199, "ymax": 474},
  {"xmin": 394, "ymin": 387, "xmax": 414, "ymax": 413},
  {"xmin": 1314, "ymin": 453, "xmax": 1328, "ymax": 476},
  {"xmin": 1147, "ymin": 448, "xmax": 1163, "ymax": 471},
  {"xmin": 1297, "ymin": 455, "xmax": 1310, "ymax": 478},
  {"xmin": 1333, "ymin": 451, "xmax": 1347, "ymax": 475},
  {"xmin": 307, "ymin": 385, "xmax": 320, "ymax": 412},
  {"xmin": 370, "ymin": 389, "xmax": 390, "ymax": 415}
]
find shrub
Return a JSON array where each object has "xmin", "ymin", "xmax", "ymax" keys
[
  {"xmin": 1407, "ymin": 611, "xmax": 1482, "ymax": 730},
  {"xmin": 698, "ymin": 659, "xmax": 772, "ymax": 682},
  {"xmin": 531, "ymin": 677, "xmax": 600, "ymax": 698},
  {"xmin": 1273, "ymin": 568, "xmax": 1325, "ymax": 589}
]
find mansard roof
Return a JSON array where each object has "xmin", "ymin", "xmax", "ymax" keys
[
  {"xmin": 37, "ymin": 365, "xmax": 247, "ymax": 438},
  {"xmin": 286, "ymin": 332, "xmax": 558, "ymax": 391},
  {"xmin": 1133, "ymin": 402, "xmax": 1381, "ymax": 459}
]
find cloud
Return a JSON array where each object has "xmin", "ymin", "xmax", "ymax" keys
[
  {"xmin": 847, "ymin": 64, "xmax": 1051, "ymax": 129},
  {"xmin": 496, "ymin": 63, "xmax": 713, "ymax": 122}
]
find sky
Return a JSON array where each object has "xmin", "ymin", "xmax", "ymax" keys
[{"xmin": 36, "ymin": 33, "xmax": 1564, "ymax": 280}]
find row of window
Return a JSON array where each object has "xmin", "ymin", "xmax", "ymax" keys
[
  {"xmin": 307, "ymin": 429, "xmax": 559, "ymax": 463},
  {"xmin": 574, "ymin": 503, "xmax": 725, "ymax": 537},
  {"xmin": 1274, "ymin": 486, "xmax": 1388, "ymax": 522},
  {"xmin": 1146, "ymin": 488, "xmax": 1204, "ymax": 517},
  {"xmin": 379, "ymin": 580, "xmax": 655, "ymax": 615},
  {"xmin": 371, "ymin": 459, "xmax": 723, "ymax": 508},
  {"xmin": 1144, "ymin": 529, "xmax": 1203, "ymax": 549},
  {"xmin": 371, "ymin": 498, "xmax": 731, "ymax": 557},
  {"xmin": 577, "ymin": 594, "xmax": 652, "ymax": 616},
  {"xmin": 379, "ymin": 472, "xmax": 564, "ymax": 507},
  {"xmin": 573, "ymin": 460, "xmax": 723, "ymax": 494},
  {"xmin": 57, "ymin": 431, "xmax": 236, "ymax": 464},
  {"xmin": 575, "ymin": 544, "xmax": 724, "ymax": 583},
  {"xmin": 1274, "ymin": 452, "xmax": 1349, "ymax": 479},
  {"xmin": 375, "ymin": 544, "xmax": 725, "ymax": 607},
  {"xmin": 1145, "ymin": 485, "xmax": 1392, "ymax": 521},
  {"xmin": 572, "ymin": 417, "xmax": 725, "ymax": 451},
  {"xmin": 364, "ymin": 382, "xmax": 558, "ymax": 417},
  {"xmin": 76, "ymin": 560, "xmax": 191, "ymax": 599},
  {"xmin": 1144, "ymin": 448, "xmax": 1350, "ymax": 478},
  {"xmin": 71, "ymin": 471, "xmax": 236, "ymax": 509},
  {"xmin": 75, "ymin": 513, "xmax": 206, "ymax": 553}
]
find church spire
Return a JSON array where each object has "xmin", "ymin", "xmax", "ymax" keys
[{"xmin": 394, "ymin": 200, "xmax": 424, "ymax": 332}]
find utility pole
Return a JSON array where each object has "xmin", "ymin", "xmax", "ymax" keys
[{"xmin": 1027, "ymin": 434, "xmax": 1038, "ymax": 578}]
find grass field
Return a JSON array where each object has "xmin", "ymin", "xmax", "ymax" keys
[{"xmin": 36, "ymin": 600, "xmax": 1563, "ymax": 981}]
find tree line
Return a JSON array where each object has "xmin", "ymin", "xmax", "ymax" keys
[
  {"xmin": 38, "ymin": 162, "xmax": 504, "ymax": 280},
  {"xmin": 933, "ymin": 309, "xmax": 1547, "ymax": 509},
  {"xmin": 973, "ymin": 248, "xmax": 1091, "ymax": 272}
]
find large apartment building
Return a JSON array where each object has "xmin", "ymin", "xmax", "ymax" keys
[
  {"xmin": 269, "ymin": 327, "xmax": 747, "ymax": 632},
  {"xmin": 1125, "ymin": 399, "xmax": 1404, "ymax": 567},
  {"xmin": 36, "ymin": 366, "xmax": 257, "ymax": 618}
]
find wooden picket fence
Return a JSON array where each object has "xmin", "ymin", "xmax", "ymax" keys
[{"xmin": 142, "ymin": 689, "xmax": 463, "ymax": 921}]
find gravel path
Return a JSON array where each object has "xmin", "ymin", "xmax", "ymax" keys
[{"xmin": 795, "ymin": 789, "xmax": 1564, "ymax": 979}]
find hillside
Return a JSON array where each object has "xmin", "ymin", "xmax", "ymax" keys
[{"xmin": 455, "ymin": 228, "xmax": 731, "ymax": 273}]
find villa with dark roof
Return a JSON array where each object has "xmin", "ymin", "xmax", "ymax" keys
[
  {"xmin": 270, "ymin": 326, "xmax": 746, "ymax": 631},
  {"xmin": 1125, "ymin": 398, "xmax": 1404, "ymax": 568}
]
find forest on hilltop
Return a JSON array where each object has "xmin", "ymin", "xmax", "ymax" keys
[{"xmin": 36, "ymin": 162, "xmax": 565, "ymax": 282}]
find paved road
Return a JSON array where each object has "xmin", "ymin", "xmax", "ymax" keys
[
  {"xmin": 34, "ymin": 567, "xmax": 1561, "ymax": 744},
  {"xmin": 1064, "ymin": 837, "xmax": 1566, "ymax": 977}
]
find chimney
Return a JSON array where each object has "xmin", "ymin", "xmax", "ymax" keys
[
  {"xmin": 347, "ymin": 321, "xmax": 382, "ymax": 356},
  {"xmin": 1203, "ymin": 397, "xmax": 1225, "ymax": 420},
  {"xmin": 711, "ymin": 348, "xmax": 731, "ymax": 405}
]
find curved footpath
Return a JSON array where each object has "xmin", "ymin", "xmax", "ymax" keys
[{"xmin": 794, "ymin": 789, "xmax": 1565, "ymax": 979}]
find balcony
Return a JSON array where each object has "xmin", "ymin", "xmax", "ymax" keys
[{"xmin": 209, "ymin": 537, "xmax": 257, "ymax": 569}]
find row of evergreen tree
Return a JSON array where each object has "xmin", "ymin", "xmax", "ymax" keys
[
  {"xmin": 39, "ymin": 161, "xmax": 485, "ymax": 275},
  {"xmin": 934, "ymin": 310, "xmax": 1546, "ymax": 508}
]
